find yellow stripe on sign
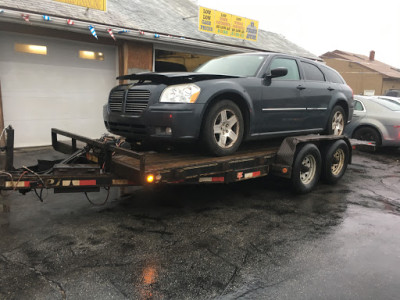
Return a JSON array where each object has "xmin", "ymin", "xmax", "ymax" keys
[{"xmin": 53, "ymin": 0, "xmax": 106, "ymax": 11}]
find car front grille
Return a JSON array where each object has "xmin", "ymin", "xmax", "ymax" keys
[
  {"xmin": 126, "ymin": 90, "xmax": 150, "ymax": 114},
  {"xmin": 109, "ymin": 90, "xmax": 124, "ymax": 112},
  {"xmin": 108, "ymin": 89, "xmax": 150, "ymax": 115}
]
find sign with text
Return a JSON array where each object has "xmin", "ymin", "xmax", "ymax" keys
[
  {"xmin": 199, "ymin": 6, "xmax": 258, "ymax": 41},
  {"xmin": 214, "ymin": 10, "xmax": 232, "ymax": 37},
  {"xmin": 54, "ymin": 0, "xmax": 106, "ymax": 11}
]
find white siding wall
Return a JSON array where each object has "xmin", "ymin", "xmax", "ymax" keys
[{"xmin": 0, "ymin": 31, "xmax": 117, "ymax": 147}]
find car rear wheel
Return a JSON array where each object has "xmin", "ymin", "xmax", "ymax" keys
[
  {"xmin": 326, "ymin": 106, "xmax": 346, "ymax": 135},
  {"xmin": 202, "ymin": 100, "xmax": 244, "ymax": 156},
  {"xmin": 353, "ymin": 126, "xmax": 381, "ymax": 146}
]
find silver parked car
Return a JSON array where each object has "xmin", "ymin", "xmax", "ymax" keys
[{"xmin": 344, "ymin": 95, "xmax": 400, "ymax": 147}]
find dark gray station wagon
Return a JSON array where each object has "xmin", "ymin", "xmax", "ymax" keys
[{"xmin": 104, "ymin": 53, "xmax": 354, "ymax": 156}]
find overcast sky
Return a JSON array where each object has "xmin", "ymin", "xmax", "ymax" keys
[{"xmin": 196, "ymin": 0, "xmax": 400, "ymax": 68}]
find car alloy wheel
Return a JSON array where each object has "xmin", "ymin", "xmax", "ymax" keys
[
  {"xmin": 326, "ymin": 105, "xmax": 346, "ymax": 136},
  {"xmin": 202, "ymin": 100, "xmax": 244, "ymax": 156},
  {"xmin": 331, "ymin": 111, "xmax": 344, "ymax": 135},
  {"xmin": 213, "ymin": 108, "xmax": 240, "ymax": 149}
]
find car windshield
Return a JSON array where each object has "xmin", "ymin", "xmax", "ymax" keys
[
  {"xmin": 195, "ymin": 55, "xmax": 267, "ymax": 77},
  {"xmin": 376, "ymin": 98, "xmax": 400, "ymax": 111}
]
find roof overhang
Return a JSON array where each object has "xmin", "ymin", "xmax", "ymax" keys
[{"xmin": 0, "ymin": 7, "xmax": 270, "ymax": 55}]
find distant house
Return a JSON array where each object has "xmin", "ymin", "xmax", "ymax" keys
[{"xmin": 320, "ymin": 50, "xmax": 400, "ymax": 96}]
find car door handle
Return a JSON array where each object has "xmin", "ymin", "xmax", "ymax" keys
[
  {"xmin": 297, "ymin": 85, "xmax": 306, "ymax": 90},
  {"xmin": 328, "ymin": 87, "xmax": 335, "ymax": 91}
]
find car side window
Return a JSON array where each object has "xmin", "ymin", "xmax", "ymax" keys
[
  {"xmin": 301, "ymin": 62, "xmax": 325, "ymax": 81},
  {"xmin": 269, "ymin": 58, "xmax": 300, "ymax": 80},
  {"xmin": 354, "ymin": 100, "xmax": 364, "ymax": 111},
  {"xmin": 324, "ymin": 67, "xmax": 344, "ymax": 84}
]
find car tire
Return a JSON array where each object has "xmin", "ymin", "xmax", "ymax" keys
[
  {"xmin": 326, "ymin": 105, "xmax": 346, "ymax": 135},
  {"xmin": 291, "ymin": 143, "xmax": 321, "ymax": 193},
  {"xmin": 321, "ymin": 140, "xmax": 349, "ymax": 184},
  {"xmin": 202, "ymin": 100, "xmax": 244, "ymax": 156},
  {"xmin": 353, "ymin": 126, "xmax": 381, "ymax": 146}
]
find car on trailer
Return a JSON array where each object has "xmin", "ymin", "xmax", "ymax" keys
[{"xmin": 104, "ymin": 52, "xmax": 354, "ymax": 156}]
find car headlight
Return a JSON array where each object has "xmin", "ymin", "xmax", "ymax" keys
[{"xmin": 160, "ymin": 84, "xmax": 201, "ymax": 103}]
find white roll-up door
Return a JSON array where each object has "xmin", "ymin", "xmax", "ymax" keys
[{"xmin": 0, "ymin": 32, "xmax": 117, "ymax": 147}]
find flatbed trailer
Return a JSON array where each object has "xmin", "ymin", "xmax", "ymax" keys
[{"xmin": 0, "ymin": 127, "xmax": 374, "ymax": 198}]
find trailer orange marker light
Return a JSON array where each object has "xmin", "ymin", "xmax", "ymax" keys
[
  {"xmin": 282, "ymin": 168, "xmax": 288, "ymax": 174},
  {"xmin": 146, "ymin": 175, "xmax": 154, "ymax": 183}
]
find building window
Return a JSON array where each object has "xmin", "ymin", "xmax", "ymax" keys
[
  {"xmin": 15, "ymin": 43, "xmax": 47, "ymax": 55},
  {"xmin": 79, "ymin": 50, "xmax": 104, "ymax": 61}
]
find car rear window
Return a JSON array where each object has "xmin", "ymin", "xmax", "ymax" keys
[{"xmin": 195, "ymin": 55, "xmax": 267, "ymax": 77}]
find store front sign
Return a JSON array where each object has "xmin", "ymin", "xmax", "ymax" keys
[
  {"xmin": 199, "ymin": 6, "xmax": 258, "ymax": 41},
  {"xmin": 54, "ymin": 0, "xmax": 106, "ymax": 11}
]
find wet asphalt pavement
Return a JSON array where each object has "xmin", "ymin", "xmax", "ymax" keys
[{"xmin": 1, "ymin": 147, "xmax": 400, "ymax": 299}]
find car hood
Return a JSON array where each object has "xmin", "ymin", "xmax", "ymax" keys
[{"xmin": 117, "ymin": 72, "xmax": 240, "ymax": 84}]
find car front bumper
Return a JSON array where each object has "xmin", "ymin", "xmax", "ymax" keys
[{"xmin": 103, "ymin": 103, "xmax": 205, "ymax": 142}]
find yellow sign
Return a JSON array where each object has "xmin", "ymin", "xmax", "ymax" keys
[
  {"xmin": 214, "ymin": 11, "xmax": 231, "ymax": 37},
  {"xmin": 199, "ymin": 6, "xmax": 214, "ymax": 33},
  {"xmin": 230, "ymin": 15, "xmax": 245, "ymax": 39},
  {"xmin": 245, "ymin": 19, "xmax": 259, "ymax": 42},
  {"xmin": 199, "ymin": 6, "xmax": 258, "ymax": 41},
  {"xmin": 54, "ymin": 0, "xmax": 106, "ymax": 11}
]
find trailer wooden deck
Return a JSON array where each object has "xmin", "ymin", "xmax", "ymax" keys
[{"xmin": 110, "ymin": 145, "xmax": 280, "ymax": 183}]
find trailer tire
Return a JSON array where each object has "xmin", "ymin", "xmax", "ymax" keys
[
  {"xmin": 291, "ymin": 143, "xmax": 321, "ymax": 194},
  {"xmin": 321, "ymin": 140, "xmax": 349, "ymax": 184}
]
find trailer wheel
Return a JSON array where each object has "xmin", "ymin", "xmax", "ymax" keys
[
  {"xmin": 291, "ymin": 143, "xmax": 321, "ymax": 193},
  {"xmin": 321, "ymin": 140, "xmax": 349, "ymax": 184}
]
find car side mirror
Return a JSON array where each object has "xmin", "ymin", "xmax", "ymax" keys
[
  {"xmin": 263, "ymin": 67, "xmax": 288, "ymax": 85},
  {"xmin": 270, "ymin": 67, "xmax": 288, "ymax": 78}
]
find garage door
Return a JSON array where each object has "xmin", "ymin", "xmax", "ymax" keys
[{"xmin": 0, "ymin": 32, "xmax": 117, "ymax": 147}]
